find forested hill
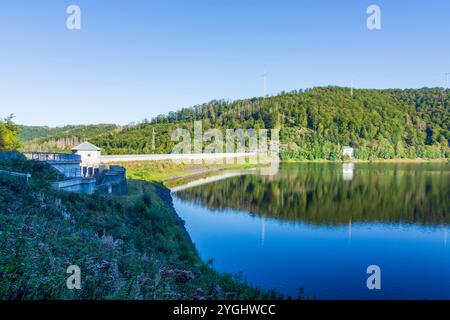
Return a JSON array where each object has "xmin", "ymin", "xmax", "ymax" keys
[
  {"xmin": 21, "ymin": 87, "xmax": 449, "ymax": 160},
  {"xmin": 20, "ymin": 124, "xmax": 120, "ymax": 150}
]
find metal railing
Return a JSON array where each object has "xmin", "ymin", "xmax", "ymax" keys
[
  {"xmin": 25, "ymin": 152, "xmax": 81, "ymax": 162},
  {"xmin": 0, "ymin": 169, "xmax": 31, "ymax": 183},
  {"xmin": 62, "ymin": 167, "xmax": 82, "ymax": 178}
]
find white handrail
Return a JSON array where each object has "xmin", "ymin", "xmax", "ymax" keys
[{"xmin": 0, "ymin": 169, "xmax": 31, "ymax": 183}]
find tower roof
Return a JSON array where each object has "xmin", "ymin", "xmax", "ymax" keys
[{"xmin": 72, "ymin": 142, "xmax": 101, "ymax": 151}]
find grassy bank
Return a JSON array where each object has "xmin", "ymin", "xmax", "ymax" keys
[
  {"xmin": 115, "ymin": 157, "xmax": 449, "ymax": 189},
  {"xmin": 0, "ymin": 154, "xmax": 280, "ymax": 299},
  {"xmin": 113, "ymin": 159, "xmax": 271, "ymax": 188}
]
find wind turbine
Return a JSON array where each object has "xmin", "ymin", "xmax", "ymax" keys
[{"xmin": 261, "ymin": 71, "xmax": 267, "ymax": 97}]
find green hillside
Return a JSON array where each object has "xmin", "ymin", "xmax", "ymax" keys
[
  {"xmin": 20, "ymin": 87, "xmax": 449, "ymax": 160},
  {"xmin": 18, "ymin": 126, "xmax": 58, "ymax": 141},
  {"xmin": 0, "ymin": 116, "xmax": 20, "ymax": 151},
  {"xmin": 20, "ymin": 124, "xmax": 120, "ymax": 152}
]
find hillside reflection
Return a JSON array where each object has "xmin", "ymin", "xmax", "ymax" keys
[{"xmin": 174, "ymin": 163, "xmax": 450, "ymax": 226}]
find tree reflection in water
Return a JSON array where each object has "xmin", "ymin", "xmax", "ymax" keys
[{"xmin": 174, "ymin": 163, "xmax": 449, "ymax": 226}]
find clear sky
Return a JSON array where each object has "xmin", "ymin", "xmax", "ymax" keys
[{"xmin": 1, "ymin": 0, "xmax": 449, "ymax": 126}]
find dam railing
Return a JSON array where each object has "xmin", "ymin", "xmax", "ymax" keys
[{"xmin": 24, "ymin": 152, "xmax": 81, "ymax": 162}]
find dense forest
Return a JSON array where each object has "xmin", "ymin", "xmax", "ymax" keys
[
  {"xmin": 20, "ymin": 124, "xmax": 120, "ymax": 151},
  {"xmin": 19, "ymin": 124, "xmax": 119, "ymax": 142},
  {"xmin": 20, "ymin": 87, "xmax": 449, "ymax": 160}
]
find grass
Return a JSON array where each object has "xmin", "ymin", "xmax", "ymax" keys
[
  {"xmin": 0, "ymin": 153, "xmax": 281, "ymax": 300},
  {"xmin": 112, "ymin": 158, "xmax": 272, "ymax": 188}
]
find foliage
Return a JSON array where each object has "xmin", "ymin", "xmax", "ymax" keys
[
  {"xmin": 19, "ymin": 87, "xmax": 449, "ymax": 160},
  {"xmin": 175, "ymin": 162, "xmax": 450, "ymax": 226},
  {"xmin": 20, "ymin": 124, "xmax": 119, "ymax": 152},
  {"xmin": 0, "ymin": 156, "xmax": 280, "ymax": 300},
  {"xmin": 0, "ymin": 115, "xmax": 21, "ymax": 151}
]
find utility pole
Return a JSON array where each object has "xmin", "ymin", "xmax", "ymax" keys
[
  {"xmin": 152, "ymin": 128, "xmax": 156, "ymax": 150},
  {"xmin": 350, "ymin": 80, "xmax": 354, "ymax": 97}
]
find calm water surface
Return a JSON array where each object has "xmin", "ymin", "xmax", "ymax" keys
[{"xmin": 173, "ymin": 163, "xmax": 450, "ymax": 299}]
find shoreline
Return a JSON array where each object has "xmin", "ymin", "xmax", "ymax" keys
[
  {"xmin": 0, "ymin": 153, "xmax": 280, "ymax": 300},
  {"xmin": 113, "ymin": 160, "xmax": 272, "ymax": 188},
  {"xmin": 281, "ymin": 158, "xmax": 449, "ymax": 164},
  {"xmin": 116, "ymin": 157, "xmax": 449, "ymax": 190}
]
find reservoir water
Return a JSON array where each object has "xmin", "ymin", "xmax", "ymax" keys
[{"xmin": 172, "ymin": 163, "xmax": 450, "ymax": 299}]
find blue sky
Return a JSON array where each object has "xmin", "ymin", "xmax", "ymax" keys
[{"xmin": 1, "ymin": 0, "xmax": 449, "ymax": 126}]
